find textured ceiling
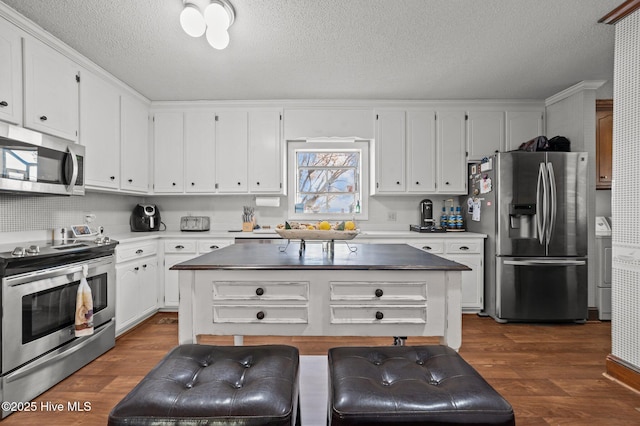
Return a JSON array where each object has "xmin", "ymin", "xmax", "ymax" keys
[{"xmin": 0, "ymin": 0, "xmax": 620, "ymax": 101}]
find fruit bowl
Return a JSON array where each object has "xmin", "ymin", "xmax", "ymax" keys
[{"xmin": 274, "ymin": 229, "xmax": 359, "ymax": 240}]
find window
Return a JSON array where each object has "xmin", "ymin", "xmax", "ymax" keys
[{"xmin": 288, "ymin": 141, "xmax": 369, "ymax": 220}]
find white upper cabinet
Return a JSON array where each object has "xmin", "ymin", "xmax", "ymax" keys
[
  {"xmin": 79, "ymin": 69, "xmax": 120, "ymax": 189},
  {"xmin": 0, "ymin": 18, "xmax": 22, "ymax": 125},
  {"xmin": 215, "ymin": 110, "xmax": 248, "ymax": 193},
  {"xmin": 248, "ymin": 110, "xmax": 282, "ymax": 193},
  {"xmin": 505, "ymin": 110, "xmax": 544, "ymax": 151},
  {"xmin": 407, "ymin": 110, "xmax": 436, "ymax": 193},
  {"xmin": 153, "ymin": 111, "xmax": 184, "ymax": 193},
  {"xmin": 467, "ymin": 111, "xmax": 504, "ymax": 161},
  {"xmin": 184, "ymin": 112, "xmax": 216, "ymax": 193},
  {"xmin": 436, "ymin": 110, "xmax": 467, "ymax": 194},
  {"xmin": 374, "ymin": 110, "xmax": 406, "ymax": 193},
  {"xmin": 23, "ymin": 37, "xmax": 79, "ymax": 141},
  {"xmin": 120, "ymin": 94, "xmax": 150, "ymax": 193}
]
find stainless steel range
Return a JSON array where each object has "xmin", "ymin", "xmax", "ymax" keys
[{"xmin": 0, "ymin": 237, "xmax": 118, "ymax": 418}]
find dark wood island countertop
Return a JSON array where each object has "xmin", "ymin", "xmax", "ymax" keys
[{"xmin": 170, "ymin": 243, "xmax": 470, "ymax": 271}]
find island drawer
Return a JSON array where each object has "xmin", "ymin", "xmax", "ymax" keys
[
  {"xmin": 330, "ymin": 281, "xmax": 426, "ymax": 301},
  {"xmin": 445, "ymin": 240, "xmax": 482, "ymax": 254},
  {"xmin": 330, "ymin": 305, "xmax": 426, "ymax": 324},
  {"xmin": 116, "ymin": 241, "xmax": 158, "ymax": 262},
  {"xmin": 408, "ymin": 241, "xmax": 445, "ymax": 254},
  {"xmin": 213, "ymin": 305, "xmax": 308, "ymax": 323},
  {"xmin": 213, "ymin": 281, "xmax": 309, "ymax": 301},
  {"xmin": 164, "ymin": 240, "xmax": 197, "ymax": 253}
]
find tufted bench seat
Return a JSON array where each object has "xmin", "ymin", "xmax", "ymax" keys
[
  {"xmin": 328, "ymin": 345, "xmax": 515, "ymax": 426},
  {"xmin": 108, "ymin": 344, "xmax": 300, "ymax": 426}
]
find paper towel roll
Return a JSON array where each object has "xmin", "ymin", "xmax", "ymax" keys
[{"xmin": 255, "ymin": 197, "xmax": 280, "ymax": 207}]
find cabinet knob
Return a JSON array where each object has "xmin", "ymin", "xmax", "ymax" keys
[
  {"xmin": 374, "ymin": 288, "xmax": 383, "ymax": 297},
  {"xmin": 135, "ymin": 249, "xmax": 144, "ymax": 254},
  {"xmin": 415, "ymin": 181, "xmax": 420, "ymax": 185},
  {"xmin": 134, "ymin": 266, "xmax": 139, "ymax": 271},
  {"xmin": 256, "ymin": 182, "xmax": 260, "ymax": 185},
  {"xmin": 175, "ymin": 245, "xmax": 184, "ymax": 249},
  {"xmin": 255, "ymin": 287, "xmax": 264, "ymax": 296},
  {"xmin": 396, "ymin": 181, "xmax": 401, "ymax": 185},
  {"xmin": 237, "ymin": 182, "xmax": 241, "ymax": 186},
  {"xmin": 375, "ymin": 311, "xmax": 384, "ymax": 320},
  {"xmin": 256, "ymin": 311, "xmax": 265, "ymax": 320},
  {"xmin": 128, "ymin": 179, "xmax": 133, "ymax": 183},
  {"xmin": 445, "ymin": 181, "xmax": 450, "ymax": 185},
  {"xmin": 210, "ymin": 245, "xmax": 219, "ymax": 249},
  {"xmin": 191, "ymin": 182, "xmax": 195, "ymax": 186},
  {"xmin": 172, "ymin": 182, "xmax": 176, "ymax": 186},
  {"xmin": 142, "ymin": 264, "xmax": 147, "ymax": 268},
  {"xmin": 39, "ymin": 115, "xmax": 48, "ymax": 121},
  {"xmin": 422, "ymin": 246, "xmax": 432, "ymax": 250},
  {"xmin": 0, "ymin": 101, "xmax": 8, "ymax": 107},
  {"xmin": 110, "ymin": 176, "xmax": 115, "ymax": 180}
]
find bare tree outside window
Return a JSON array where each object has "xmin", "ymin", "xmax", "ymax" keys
[{"xmin": 296, "ymin": 150, "xmax": 360, "ymax": 214}]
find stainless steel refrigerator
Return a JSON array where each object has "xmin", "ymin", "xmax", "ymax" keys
[{"xmin": 464, "ymin": 151, "xmax": 588, "ymax": 322}]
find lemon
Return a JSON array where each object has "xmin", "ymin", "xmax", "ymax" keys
[
  {"xmin": 344, "ymin": 220, "xmax": 356, "ymax": 231},
  {"xmin": 306, "ymin": 224, "xmax": 315, "ymax": 230},
  {"xmin": 318, "ymin": 220, "xmax": 331, "ymax": 230}
]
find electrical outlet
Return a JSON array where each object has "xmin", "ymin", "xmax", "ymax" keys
[
  {"xmin": 83, "ymin": 212, "xmax": 96, "ymax": 223},
  {"xmin": 387, "ymin": 211, "xmax": 397, "ymax": 221}
]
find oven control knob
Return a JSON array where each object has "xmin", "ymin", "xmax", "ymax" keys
[
  {"xmin": 11, "ymin": 247, "xmax": 26, "ymax": 257},
  {"xmin": 26, "ymin": 245, "xmax": 40, "ymax": 254}
]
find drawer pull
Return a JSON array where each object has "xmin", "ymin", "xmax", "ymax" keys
[
  {"xmin": 422, "ymin": 246, "xmax": 432, "ymax": 250},
  {"xmin": 175, "ymin": 245, "xmax": 185, "ymax": 249},
  {"xmin": 40, "ymin": 115, "xmax": 48, "ymax": 121},
  {"xmin": 135, "ymin": 249, "xmax": 144, "ymax": 254},
  {"xmin": 134, "ymin": 266, "xmax": 139, "ymax": 271},
  {"xmin": 142, "ymin": 264, "xmax": 147, "ymax": 268},
  {"xmin": 0, "ymin": 101, "xmax": 8, "ymax": 107},
  {"xmin": 459, "ymin": 246, "xmax": 470, "ymax": 251},
  {"xmin": 256, "ymin": 311, "xmax": 265, "ymax": 320},
  {"xmin": 255, "ymin": 287, "xmax": 264, "ymax": 296},
  {"xmin": 374, "ymin": 288, "xmax": 383, "ymax": 298},
  {"xmin": 375, "ymin": 311, "xmax": 384, "ymax": 320},
  {"xmin": 210, "ymin": 245, "xmax": 219, "ymax": 249}
]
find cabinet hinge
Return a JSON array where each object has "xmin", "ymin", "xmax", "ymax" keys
[
  {"xmin": 376, "ymin": 114, "xmax": 379, "ymax": 120},
  {"xmin": 75, "ymin": 74, "xmax": 80, "ymax": 83},
  {"xmin": 465, "ymin": 114, "xmax": 468, "ymax": 120},
  {"xmin": 280, "ymin": 182, "xmax": 282, "ymax": 188},
  {"xmin": 215, "ymin": 115, "xmax": 219, "ymax": 121},
  {"xmin": 434, "ymin": 113, "xmax": 437, "ymax": 120},
  {"xmin": 215, "ymin": 183, "xmax": 219, "ymax": 189},
  {"xmin": 279, "ymin": 114, "xmax": 282, "ymax": 120}
]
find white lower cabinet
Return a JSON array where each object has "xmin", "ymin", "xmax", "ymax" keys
[
  {"xmin": 115, "ymin": 240, "xmax": 159, "ymax": 335},
  {"xmin": 163, "ymin": 239, "xmax": 233, "ymax": 309}
]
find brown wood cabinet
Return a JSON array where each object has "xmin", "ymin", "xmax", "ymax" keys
[{"xmin": 596, "ymin": 99, "xmax": 613, "ymax": 190}]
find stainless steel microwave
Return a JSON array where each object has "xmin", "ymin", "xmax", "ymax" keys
[{"xmin": 0, "ymin": 123, "xmax": 84, "ymax": 196}]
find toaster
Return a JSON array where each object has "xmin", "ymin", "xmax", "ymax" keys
[{"xmin": 180, "ymin": 216, "xmax": 210, "ymax": 232}]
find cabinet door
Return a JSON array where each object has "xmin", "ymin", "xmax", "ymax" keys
[
  {"xmin": 120, "ymin": 94, "xmax": 149, "ymax": 193},
  {"xmin": 249, "ymin": 110, "xmax": 282, "ymax": 192},
  {"xmin": 407, "ymin": 110, "xmax": 436, "ymax": 192},
  {"xmin": 437, "ymin": 111, "xmax": 467, "ymax": 194},
  {"xmin": 79, "ymin": 70, "xmax": 120, "ymax": 189},
  {"xmin": 216, "ymin": 110, "xmax": 248, "ymax": 192},
  {"xmin": 442, "ymin": 254, "xmax": 483, "ymax": 311},
  {"xmin": 596, "ymin": 102, "xmax": 613, "ymax": 190},
  {"xmin": 374, "ymin": 110, "xmax": 405, "ymax": 193},
  {"xmin": 164, "ymin": 254, "xmax": 196, "ymax": 308},
  {"xmin": 0, "ymin": 19, "xmax": 22, "ymax": 125},
  {"xmin": 505, "ymin": 110, "xmax": 544, "ymax": 151},
  {"xmin": 185, "ymin": 112, "xmax": 216, "ymax": 192},
  {"xmin": 153, "ymin": 112, "xmax": 184, "ymax": 193},
  {"xmin": 139, "ymin": 260, "xmax": 158, "ymax": 316},
  {"xmin": 115, "ymin": 265, "xmax": 139, "ymax": 335},
  {"xmin": 467, "ymin": 111, "xmax": 504, "ymax": 160},
  {"xmin": 23, "ymin": 37, "xmax": 79, "ymax": 141}
]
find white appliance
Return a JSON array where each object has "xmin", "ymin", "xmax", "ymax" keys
[{"xmin": 595, "ymin": 216, "xmax": 612, "ymax": 320}]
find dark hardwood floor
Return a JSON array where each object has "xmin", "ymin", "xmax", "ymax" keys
[{"xmin": 3, "ymin": 313, "xmax": 639, "ymax": 425}]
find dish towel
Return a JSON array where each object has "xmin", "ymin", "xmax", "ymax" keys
[{"xmin": 75, "ymin": 266, "xmax": 94, "ymax": 337}]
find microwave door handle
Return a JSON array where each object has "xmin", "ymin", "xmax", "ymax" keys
[
  {"xmin": 536, "ymin": 162, "xmax": 546, "ymax": 245},
  {"xmin": 67, "ymin": 146, "xmax": 79, "ymax": 191},
  {"xmin": 547, "ymin": 162, "xmax": 557, "ymax": 242}
]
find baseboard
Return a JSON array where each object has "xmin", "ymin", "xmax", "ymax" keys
[{"xmin": 605, "ymin": 354, "xmax": 640, "ymax": 393}]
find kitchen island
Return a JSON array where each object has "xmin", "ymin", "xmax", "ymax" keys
[{"xmin": 172, "ymin": 243, "xmax": 469, "ymax": 350}]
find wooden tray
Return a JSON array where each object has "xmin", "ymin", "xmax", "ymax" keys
[{"xmin": 275, "ymin": 229, "xmax": 359, "ymax": 240}]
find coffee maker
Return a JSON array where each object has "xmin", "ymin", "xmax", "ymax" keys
[{"xmin": 410, "ymin": 199, "xmax": 443, "ymax": 232}]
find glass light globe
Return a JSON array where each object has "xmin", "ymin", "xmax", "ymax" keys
[
  {"xmin": 180, "ymin": 4, "xmax": 206, "ymax": 37},
  {"xmin": 204, "ymin": 2, "xmax": 230, "ymax": 30},
  {"xmin": 206, "ymin": 27, "xmax": 230, "ymax": 50}
]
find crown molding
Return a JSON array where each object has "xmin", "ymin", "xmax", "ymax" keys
[{"xmin": 545, "ymin": 81, "xmax": 606, "ymax": 106}]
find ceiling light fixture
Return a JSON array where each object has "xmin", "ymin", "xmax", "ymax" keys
[{"xmin": 179, "ymin": 0, "xmax": 235, "ymax": 49}]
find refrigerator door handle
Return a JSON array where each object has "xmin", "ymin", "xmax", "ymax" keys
[
  {"xmin": 504, "ymin": 259, "xmax": 587, "ymax": 266},
  {"xmin": 536, "ymin": 162, "xmax": 547, "ymax": 245},
  {"xmin": 547, "ymin": 161, "xmax": 557, "ymax": 243}
]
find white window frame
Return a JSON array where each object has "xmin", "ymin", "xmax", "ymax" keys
[{"xmin": 287, "ymin": 140, "xmax": 369, "ymax": 221}]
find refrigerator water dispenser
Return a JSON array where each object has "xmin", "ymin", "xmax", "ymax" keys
[{"xmin": 509, "ymin": 203, "xmax": 537, "ymax": 239}]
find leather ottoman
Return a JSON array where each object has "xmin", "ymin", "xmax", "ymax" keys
[
  {"xmin": 328, "ymin": 345, "xmax": 514, "ymax": 426},
  {"xmin": 108, "ymin": 344, "xmax": 300, "ymax": 426}
]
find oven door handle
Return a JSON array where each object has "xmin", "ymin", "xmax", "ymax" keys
[
  {"xmin": 4, "ymin": 256, "xmax": 113, "ymax": 287},
  {"xmin": 3, "ymin": 320, "xmax": 114, "ymax": 383}
]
